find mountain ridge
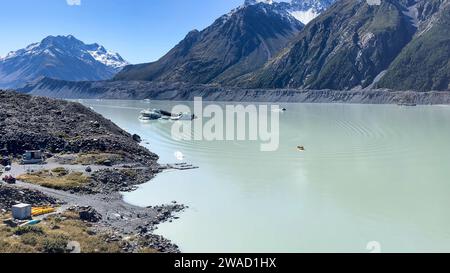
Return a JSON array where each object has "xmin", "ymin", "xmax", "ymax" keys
[
  {"xmin": 238, "ymin": 0, "xmax": 449, "ymax": 91},
  {"xmin": 0, "ymin": 35, "xmax": 128, "ymax": 88},
  {"xmin": 114, "ymin": 2, "xmax": 304, "ymax": 85}
]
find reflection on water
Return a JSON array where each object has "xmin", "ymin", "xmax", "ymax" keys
[{"xmin": 82, "ymin": 100, "xmax": 450, "ymax": 253}]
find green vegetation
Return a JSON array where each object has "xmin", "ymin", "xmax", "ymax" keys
[
  {"xmin": 17, "ymin": 169, "xmax": 89, "ymax": 191},
  {"xmin": 41, "ymin": 234, "xmax": 70, "ymax": 253},
  {"xmin": 377, "ymin": 7, "xmax": 450, "ymax": 91},
  {"xmin": 13, "ymin": 226, "xmax": 44, "ymax": 236},
  {"xmin": 0, "ymin": 211, "xmax": 156, "ymax": 253},
  {"xmin": 246, "ymin": 0, "xmax": 413, "ymax": 90}
]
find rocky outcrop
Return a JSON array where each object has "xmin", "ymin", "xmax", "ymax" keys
[
  {"xmin": 78, "ymin": 206, "xmax": 102, "ymax": 223},
  {"xmin": 90, "ymin": 168, "xmax": 159, "ymax": 194},
  {"xmin": 0, "ymin": 90, "xmax": 158, "ymax": 165},
  {"xmin": 0, "ymin": 185, "xmax": 60, "ymax": 209}
]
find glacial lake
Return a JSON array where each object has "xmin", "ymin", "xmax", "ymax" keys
[{"xmin": 81, "ymin": 99, "xmax": 450, "ymax": 253}]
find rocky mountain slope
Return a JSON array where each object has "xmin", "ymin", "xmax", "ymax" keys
[
  {"xmin": 11, "ymin": 0, "xmax": 450, "ymax": 96},
  {"xmin": 376, "ymin": 0, "xmax": 450, "ymax": 91},
  {"xmin": 241, "ymin": 0, "xmax": 416, "ymax": 89},
  {"xmin": 241, "ymin": 0, "xmax": 449, "ymax": 91},
  {"xmin": 0, "ymin": 35, "xmax": 128, "ymax": 88},
  {"xmin": 114, "ymin": 1, "xmax": 303, "ymax": 85}
]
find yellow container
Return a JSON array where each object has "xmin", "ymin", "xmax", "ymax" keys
[{"xmin": 31, "ymin": 207, "xmax": 56, "ymax": 216}]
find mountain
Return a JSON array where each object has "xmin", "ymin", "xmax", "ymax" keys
[
  {"xmin": 114, "ymin": 1, "xmax": 304, "ymax": 84},
  {"xmin": 0, "ymin": 35, "xmax": 128, "ymax": 88},
  {"xmin": 241, "ymin": 0, "xmax": 417, "ymax": 89},
  {"xmin": 376, "ymin": 0, "xmax": 450, "ymax": 91},
  {"xmin": 245, "ymin": 0, "xmax": 336, "ymax": 24},
  {"xmin": 242, "ymin": 0, "xmax": 450, "ymax": 91}
]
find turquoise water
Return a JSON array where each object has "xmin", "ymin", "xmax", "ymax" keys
[{"xmin": 82, "ymin": 100, "xmax": 450, "ymax": 253}]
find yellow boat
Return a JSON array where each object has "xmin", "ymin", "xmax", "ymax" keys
[{"xmin": 31, "ymin": 207, "xmax": 56, "ymax": 217}]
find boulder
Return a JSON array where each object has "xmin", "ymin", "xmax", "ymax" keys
[
  {"xmin": 79, "ymin": 206, "xmax": 102, "ymax": 223},
  {"xmin": 132, "ymin": 134, "xmax": 142, "ymax": 143}
]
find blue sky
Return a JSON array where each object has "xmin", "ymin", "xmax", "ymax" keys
[{"xmin": 0, "ymin": 0, "xmax": 242, "ymax": 64}]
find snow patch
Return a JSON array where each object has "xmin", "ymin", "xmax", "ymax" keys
[
  {"xmin": 289, "ymin": 8, "xmax": 319, "ymax": 24},
  {"xmin": 88, "ymin": 48, "xmax": 128, "ymax": 69},
  {"xmin": 402, "ymin": 2, "xmax": 419, "ymax": 28},
  {"xmin": 367, "ymin": 0, "xmax": 381, "ymax": 6}
]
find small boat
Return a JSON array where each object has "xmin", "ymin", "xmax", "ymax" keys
[
  {"xmin": 20, "ymin": 219, "xmax": 41, "ymax": 227},
  {"xmin": 32, "ymin": 207, "xmax": 56, "ymax": 217},
  {"xmin": 297, "ymin": 146, "xmax": 305, "ymax": 151},
  {"xmin": 143, "ymin": 99, "xmax": 151, "ymax": 103}
]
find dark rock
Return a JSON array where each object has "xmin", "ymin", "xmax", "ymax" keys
[
  {"xmin": 132, "ymin": 134, "xmax": 142, "ymax": 143},
  {"xmin": 89, "ymin": 168, "xmax": 157, "ymax": 194},
  {"xmin": 103, "ymin": 160, "xmax": 113, "ymax": 167},
  {"xmin": 0, "ymin": 185, "xmax": 60, "ymax": 209},
  {"xmin": 78, "ymin": 206, "xmax": 102, "ymax": 223},
  {"xmin": 0, "ymin": 91, "xmax": 159, "ymax": 166}
]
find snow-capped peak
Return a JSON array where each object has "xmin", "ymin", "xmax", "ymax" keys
[
  {"xmin": 242, "ymin": 0, "xmax": 335, "ymax": 24},
  {"xmin": 1, "ymin": 35, "xmax": 129, "ymax": 70},
  {"xmin": 87, "ymin": 44, "xmax": 129, "ymax": 69},
  {"xmin": 244, "ymin": 0, "xmax": 274, "ymax": 5},
  {"xmin": 289, "ymin": 8, "xmax": 320, "ymax": 24}
]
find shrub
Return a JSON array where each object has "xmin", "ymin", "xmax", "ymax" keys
[
  {"xmin": 14, "ymin": 226, "xmax": 44, "ymax": 236},
  {"xmin": 42, "ymin": 234, "xmax": 69, "ymax": 253},
  {"xmin": 21, "ymin": 234, "xmax": 38, "ymax": 246}
]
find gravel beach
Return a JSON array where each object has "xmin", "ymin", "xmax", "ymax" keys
[{"xmin": 0, "ymin": 90, "xmax": 187, "ymax": 253}]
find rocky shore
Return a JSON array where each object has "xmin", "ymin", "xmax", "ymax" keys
[
  {"xmin": 19, "ymin": 77, "xmax": 450, "ymax": 105},
  {"xmin": 0, "ymin": 186, "xmax": 61, "ymax": 210},
  {"xmin": 0, "ymin": 90, "xmax": 186, "ymax": 253},
  {"xmin": 0, "ymin": 90, "xmax": 157, "ymax": 162}
]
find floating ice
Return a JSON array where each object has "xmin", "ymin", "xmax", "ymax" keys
[{"xmin": 174, "ymin": 151, "xmax": 185, "ymax": 161}]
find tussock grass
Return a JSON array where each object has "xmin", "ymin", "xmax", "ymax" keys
[
  {"xmin": 0, "ymin": 212, "xmax": 133, "ymax": 253},
  {"xmin": 17, "ymin": 169, "xmax": 89, "ymax": 191}
]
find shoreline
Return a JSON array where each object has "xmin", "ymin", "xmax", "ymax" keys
[
  {"xmin": 0, "ymin": 90, "xmax": 187, "ymax": 253},
  {"xmin": 19, "ymin": 78, "xmax": 450, "ymax": 105},
  {"xmin": 1, "ymin": 150, "xmax": 188, "ymax": 253}
]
